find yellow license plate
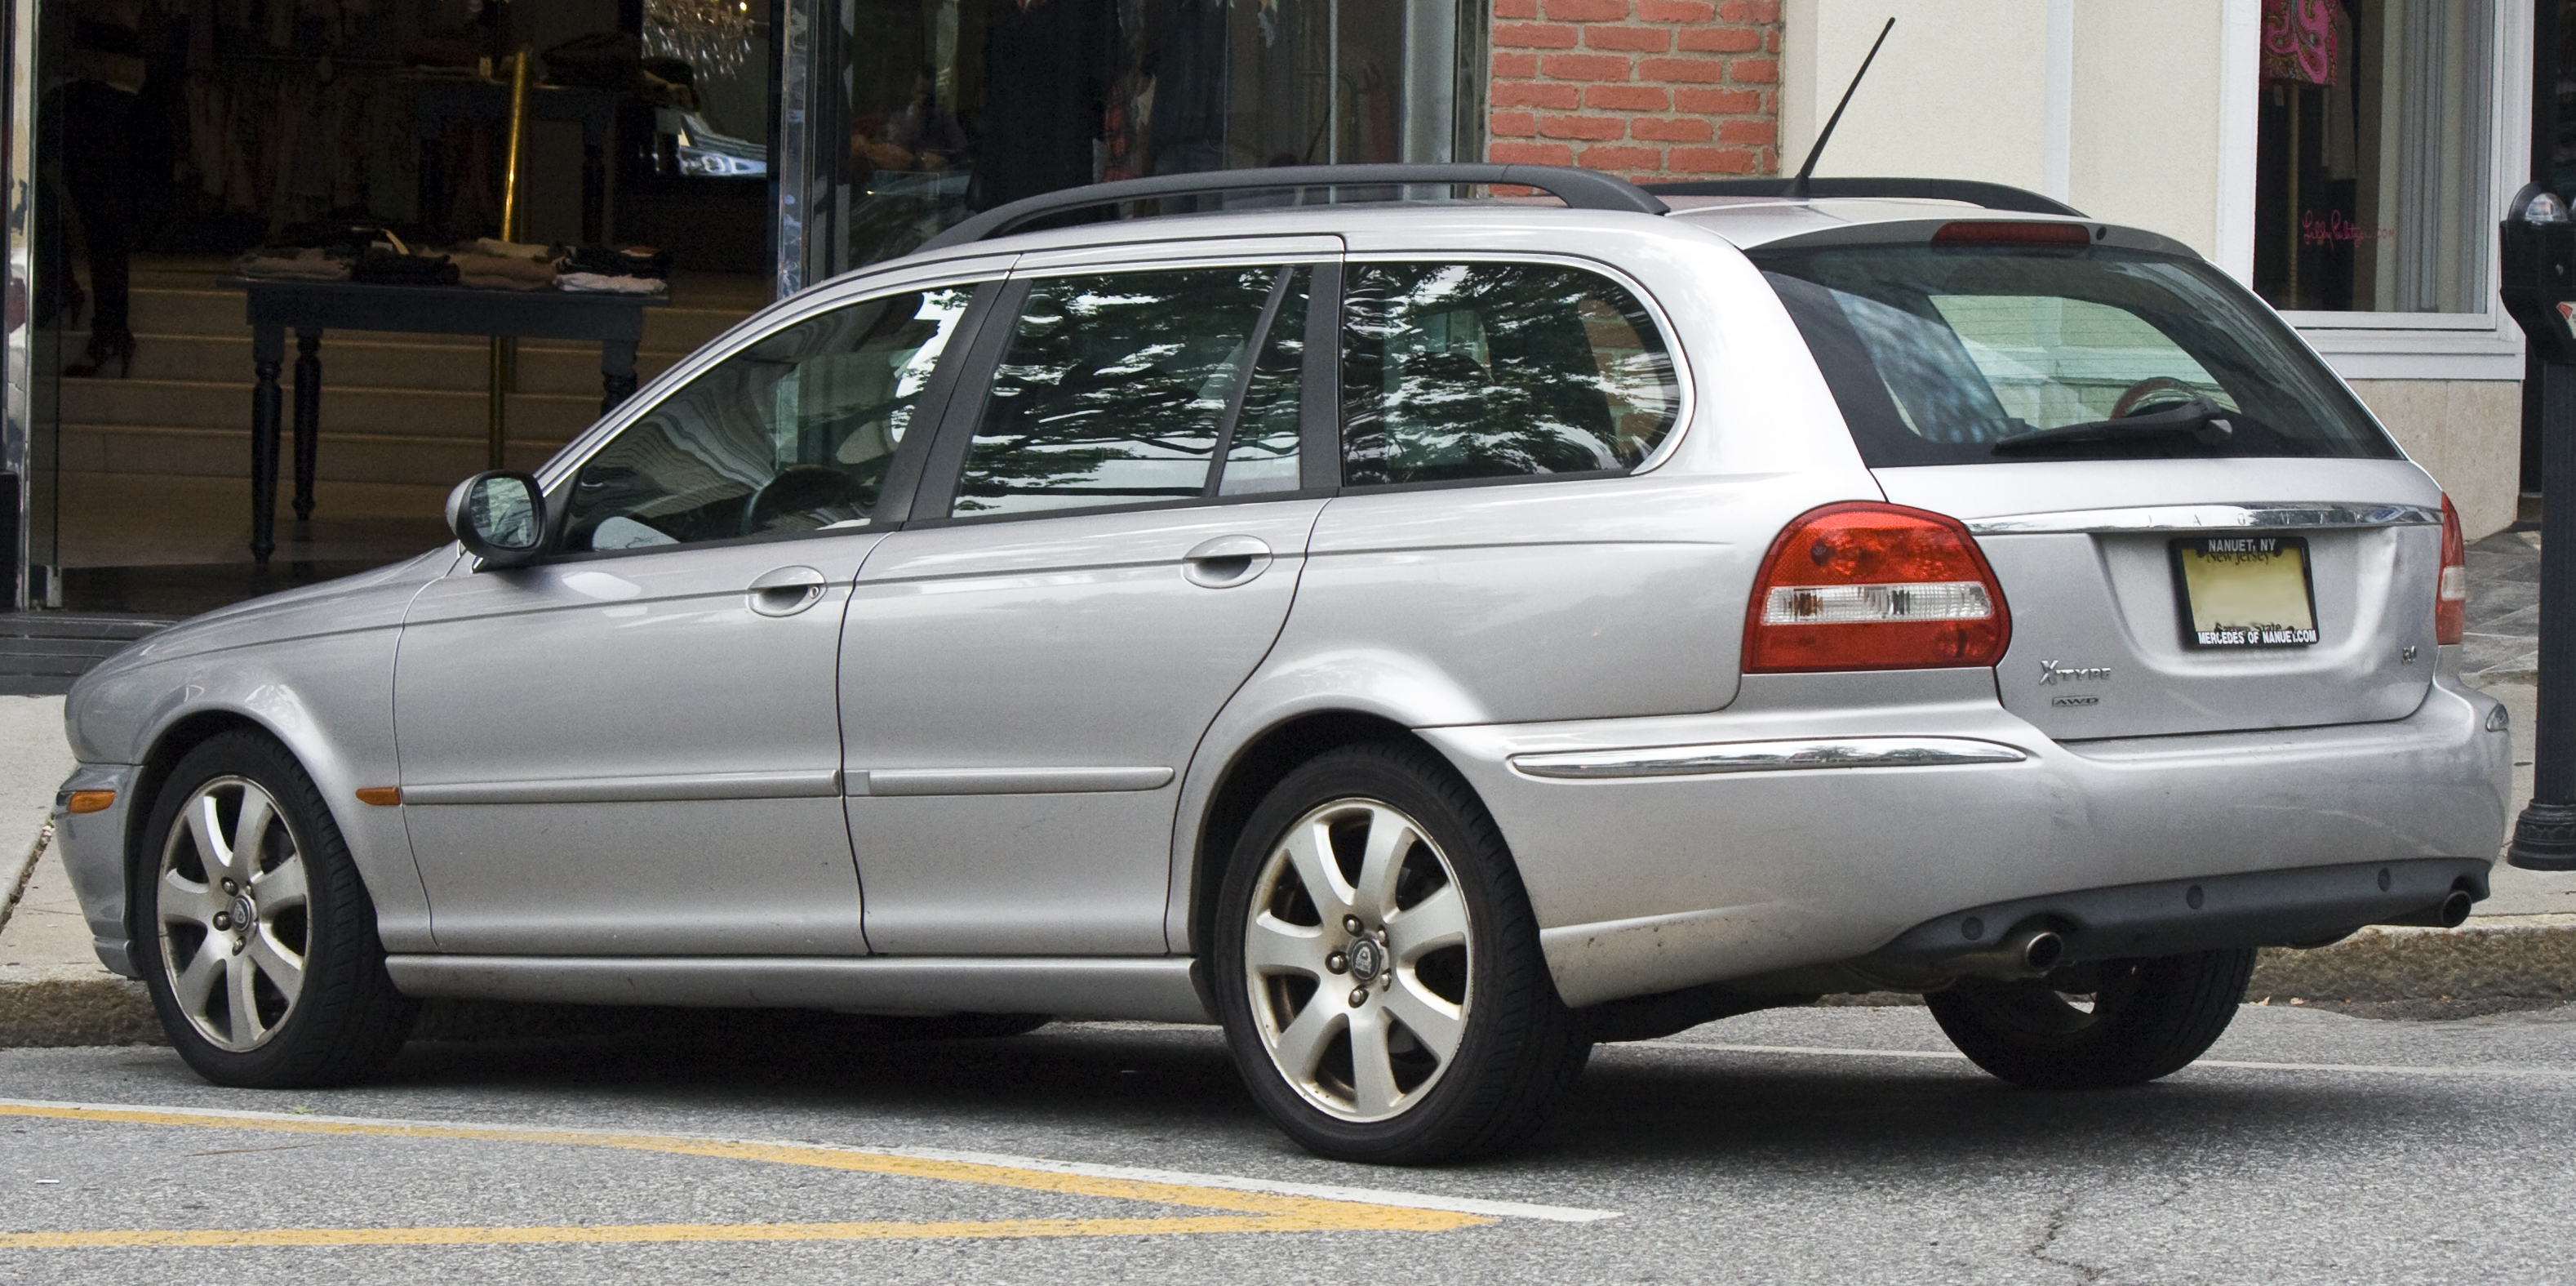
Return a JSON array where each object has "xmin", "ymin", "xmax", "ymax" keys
[{"xmin": 2171, "ymin": 536, "xmax": 2320, "ymax": 648}]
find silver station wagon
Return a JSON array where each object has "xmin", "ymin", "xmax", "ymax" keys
[{"xmin": 53, "ymin": 164, "xmax": 2512, "ymax": 1164}]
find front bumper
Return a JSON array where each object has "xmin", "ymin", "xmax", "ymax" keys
[
  {"xmin": 1421, "ymin": 664, "xmax": 2512, "ymax": 1008},
  {"xmin": 50, "ymin": 763, "xmax": 141, "ymax": 978}
]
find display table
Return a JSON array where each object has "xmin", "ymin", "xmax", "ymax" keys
[{"xmin": 224, "ymin": 278, "xmax": 666, "ymax": 566}]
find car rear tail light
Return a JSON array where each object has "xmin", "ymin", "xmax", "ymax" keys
[
  {"xmin": 1931, "ymin": 220, "xmax": 2094, "ymax": 247},
  {"xmin": 2436, "ymin": 494, "xmax": 2467, "ymax": 645},
  {"xmin": 1745, "ymin": 502, "xmax": 2012, "ymax": 672}
]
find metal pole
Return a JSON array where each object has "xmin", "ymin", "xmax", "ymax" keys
[
  {"xmin": 3, "ymin": 0, "xmax": 39, "ymax": 610},
  {"xmin": 487, "ymin": 47, "xmax": 531, "ymax": 474},
  {"xmin": 2512, "ymin": 359, "xmax": 2576, "ymax": 867}
]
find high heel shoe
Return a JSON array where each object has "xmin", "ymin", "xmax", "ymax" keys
[{"xmin": 65, "ymin": 326, "xmax": 133, "ymax": 378}]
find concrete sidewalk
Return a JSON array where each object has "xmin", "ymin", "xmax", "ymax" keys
[
  {"xmin": 5, "ymin": 678, "xmax": 2574, "ymax": 1048},
  {"xmin": 0, "ymin": 695, "xmax": 161, "ymax": 1044}
]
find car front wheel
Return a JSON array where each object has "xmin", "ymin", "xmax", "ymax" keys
[
  {"xmin": 135, "ymin": 731, "xmax": 416, "ymax": 1088},
  {"xmin": 1213, "ymin": 743, "xmax": 1588, "ymax": 1164},
  {"xmin": 1925, "ymin": 948, "xmax": 2258, "ymax": 1090}
]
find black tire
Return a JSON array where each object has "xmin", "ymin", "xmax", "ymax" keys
[
  {"xmin": 1211, "ymin": 741, "xmax": 1589, "ymax": 1164},
  {"xmin": 133, "ymin": 730, "xmax": 416, "ymax": 1088},
  {"xmin": 1925, "ymin": 948, "xmax": 2257, "ymax": 1090}
]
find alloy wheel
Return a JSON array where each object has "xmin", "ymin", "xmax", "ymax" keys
[
  {"xmin": 1241, "ymin": 797, "xmax": 1472, "ymax": 1123},
  {"xmin": 154, "ymin": 776, "xmax": 311, "ymax": 1052}
]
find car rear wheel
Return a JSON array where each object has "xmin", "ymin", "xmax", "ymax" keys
[
  {"xmin": 1925, "ymin": 948, "xmax": 2257, "ymax": 1090},
  {"xmin": 135, "ymin": 731, "xmax": 416, "ymax": 1088},
  {"xmin": 1213, "ymin": 743, "xmax": 1588, "ymax": 1164}
]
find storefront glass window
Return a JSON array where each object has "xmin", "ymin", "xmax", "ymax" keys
[
  {"xmin": 2251, "ymin": 0, "xmax": 2495, "ymax": 314},
  {"xmin": 803, "ymin": 0, "xmax": 1481, "ymax": 279}
]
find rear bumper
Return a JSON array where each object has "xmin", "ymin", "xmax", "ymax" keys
[
  {"xmin": 1867, "ymin": 857, "xmax": 2485, "ymax": 973},
  {"xmin": 1419, "ymin": 661, "xmax": 2512, "ymax": 1008}
]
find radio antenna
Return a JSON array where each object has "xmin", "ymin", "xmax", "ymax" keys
[{"xmin": 1788, "ymin": 16, "xmax": 1894, "ymax": 199}]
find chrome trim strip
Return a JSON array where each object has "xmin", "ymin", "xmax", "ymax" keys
[
  {"xmin": 855, "ymin": 766, "xmax": 1176, "ymax": 796},
  {"xmin": 384, "ymin": 954, "xmax": 1209, "ymax": 1024},
  {"xmin": 403, "ymin": 769, "xmax": 843, "ymax": 806},
  {"xmin": 1510, "ymin": 736, "xmax": 2028, "ymax": 780},
  {"xmin": 1963, "ymin": 502, "xmax": 2441, "ymax": 536}
]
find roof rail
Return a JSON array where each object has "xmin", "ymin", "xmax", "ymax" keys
[
  {"xmin": 915, "ymin": 164, "xmax": 1671, "ymax": 253},
  {"xmin": 1643, "ymin": 177, "xmax": 2084, "ymax": 218}
]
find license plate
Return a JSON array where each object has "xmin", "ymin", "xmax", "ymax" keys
[{"xmin": 2170, "ymin": 536, "xmax": 2320, "ymax": 648}]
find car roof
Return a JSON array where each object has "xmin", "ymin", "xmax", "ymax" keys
[{"xmin": 857, "ymin": 185, "xmax": 2202, "ymax": 283}]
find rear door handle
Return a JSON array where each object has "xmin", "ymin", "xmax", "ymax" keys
[
  {"xmin": 1182, "ymin": 535, "xmax": 1272, "ymax": 588},
  {"xmin": 748, "ymin": 565, "xmax": 829, "ymax": 616}
]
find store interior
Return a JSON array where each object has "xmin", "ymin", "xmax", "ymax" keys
[
  {"xmin": 23, "ymin": 0, "xmax": 1476, "ymax": 616},
  {"xmin": 28, "ymin": 0, "xmax": 777, "ymax": 615}
]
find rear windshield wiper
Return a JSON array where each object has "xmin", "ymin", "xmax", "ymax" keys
[{"xmin": 1990, "ymin": 399, "xmax": 2239, "ymax": 453}]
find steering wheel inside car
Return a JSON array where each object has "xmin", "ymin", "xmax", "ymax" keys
[{"xmin": 740, "ymin": 464, "xmax": 875, "ymax": 536}]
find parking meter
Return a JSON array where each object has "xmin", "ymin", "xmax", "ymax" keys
[
  {"xmin": 2503, "ymin": 184, "xmax": 2576, "ymax": 362},
  {"xmin": 2501, "ymin": 181, "xmax": 2576, "ymax": 868}
]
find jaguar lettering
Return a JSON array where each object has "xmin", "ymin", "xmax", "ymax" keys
[{"xmin": 2040, "ymin": 660, "xmax": 2112, "ymax": 685}]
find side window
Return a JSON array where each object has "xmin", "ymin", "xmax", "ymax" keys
[
  {"xmin": 1222, "ymin": 269, "xmax": 1308, "ymax": 496},
  {"xmin": 951, "ymin": 265, "xmax": 1304, "ymax": 517},
  {"xmin": 562, "ymin": 287, "xmax": 975, "ymax": 553},
  {"xmin": 1341, "ymin": 261, "xmax": 1680, "ymax": 487}
]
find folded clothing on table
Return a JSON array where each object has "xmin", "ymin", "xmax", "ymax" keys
[
  {"xmin": 351, "ymin": 248, "xmax": 460, "ymax": 287},
  {"xmin": 455, "ymin": 253, "xmax": 559, "ymax": 291},
  {"xmin": 473, "ymin": 236, "xmax": 559, "ymax": 261},
  {"xmin": 558, "ymin": 243, "xmax": 671, "ymax": 278},
  {"xmin": 557, "ymin": 271, "xmax": 667, "ymax": 296},
  {"xmin": 233, "ymin": 247, "xmax": 351, "ymax": 281}
]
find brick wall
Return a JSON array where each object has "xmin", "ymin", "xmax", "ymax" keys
[{"xmin": 1486, "ymin": 0, "xmax": 1783, "ymax": 181}]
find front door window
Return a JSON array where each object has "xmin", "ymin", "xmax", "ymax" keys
[{"xmin": 563, "ymin": 286, "xmax": 976, "ymax": 551}]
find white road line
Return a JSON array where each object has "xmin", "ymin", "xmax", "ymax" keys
[
  {"xmin": 0, "ymin": 1097, "xmax": 1620, "ymax": 1224},
  {"xmin": 879, "ymin": 1147, "xmax": 1620, "ymax": 1223},
  {"xmin": 1681, "ymin": 1043, "xmax": 2576, "ymax": 1080}
]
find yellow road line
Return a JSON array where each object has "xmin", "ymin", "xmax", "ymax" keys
[
  {"xmin": 0, "ymin": 1101, "xmax": 1488, "ymax": 1244},
  {"xmin": 3, "ymin": 1216, "xmax": 1394, "ymax": 1249}
]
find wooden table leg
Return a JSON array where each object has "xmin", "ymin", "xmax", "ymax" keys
[
  {"xmin": 250, "ymin": 323, "xmax": 284, "ymax": 567},
  {"xmin": 602, "ymin": 338, "xmax": 639, "ymax": 416},
  {"xmin": 292, "ymin": 327, "xmax": 322, "ymax": 522}
]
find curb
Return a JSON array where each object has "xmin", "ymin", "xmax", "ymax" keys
[
  {"xmin": 0, "ymin": 968, "xmax": 158, "ymax": 1047},
  {"xmin": 2248, "ymin": 914, "xmax": 2576, "ymax": 1003}
]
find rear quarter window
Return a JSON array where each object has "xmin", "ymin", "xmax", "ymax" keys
[
  {"xmin": 1753, "ymin": 243, "xmax": 2401, "ymax": 467},
  {"xmin": 1340, "ymin": 260, "xmax": 1681, "ymax": 487}
]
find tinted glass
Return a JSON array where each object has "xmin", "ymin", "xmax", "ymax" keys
[
  {"xmin": 1221, "ymin": 268, "xmax": 1309, "ymax": 496},
  {"xmin": 562, "ymin": 288, "xmax": 974, "ymax": 552},
  {"xmin": 1753, "ymin": 245, "xmax": 2402, "ymax": 466},
  {"xmin": 1340, "ymin": 261, "xmax": 1680, "ymax": 487},
  {"xmin": 953, "ymin": 266, "xmax": 1290, "ymax": 516}
]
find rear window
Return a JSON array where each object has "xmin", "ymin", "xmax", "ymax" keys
[{"xmin": 1752, "ymin": 244, "xmax": 2402, "ymax": 467}]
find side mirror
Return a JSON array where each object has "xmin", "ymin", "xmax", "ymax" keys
[{"xmin": 446, "ymin": 470, "xmax": 547, "ymax": 567}]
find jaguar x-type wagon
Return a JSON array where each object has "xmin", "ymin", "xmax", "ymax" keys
[{"xmin": 54, "ymin": 164, "xmax": 2511, "ymax": 1163}]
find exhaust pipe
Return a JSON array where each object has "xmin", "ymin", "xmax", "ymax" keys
[
  {"xmin": 2387, "ymin": 888, "xmax": 2475, "ymax": 929},
  {"xmin": 1949, "ymin": 928, "xmax": 2065, "ymax": 978}
]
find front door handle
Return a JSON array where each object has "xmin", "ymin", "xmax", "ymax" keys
[
  {"xmin": 1182, "ymin": 535, "xmax": 1273, "ymax": 588},
  {"xmin": 748, "ymin": 565, "xmax": 829, "ymax": 616}
]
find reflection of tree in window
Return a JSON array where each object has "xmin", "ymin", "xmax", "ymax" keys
[
  {"xmin": 955, "ymin": 266, "xmax": 1281, "ymax": 515},
  {"xmin": 1342, "ymin": 263, "xmax": 1679, "ymax": 487},
  {"xmin": 565, "ymin": 289, "xmax": 972, "ymax": 550},
  {"xmin": 1221, "ymin": 268, "xmax": 1308, "ymax": 496}
]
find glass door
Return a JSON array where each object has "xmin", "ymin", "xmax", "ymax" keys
[{"xmin": 797, "ymin": 0, "xmax": 1484, "ymax": 287}]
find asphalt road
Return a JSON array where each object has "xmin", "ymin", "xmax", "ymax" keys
[{"xmin": 4, "ymin": 1003, "xmax": 2574, "ymax": 1284}]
